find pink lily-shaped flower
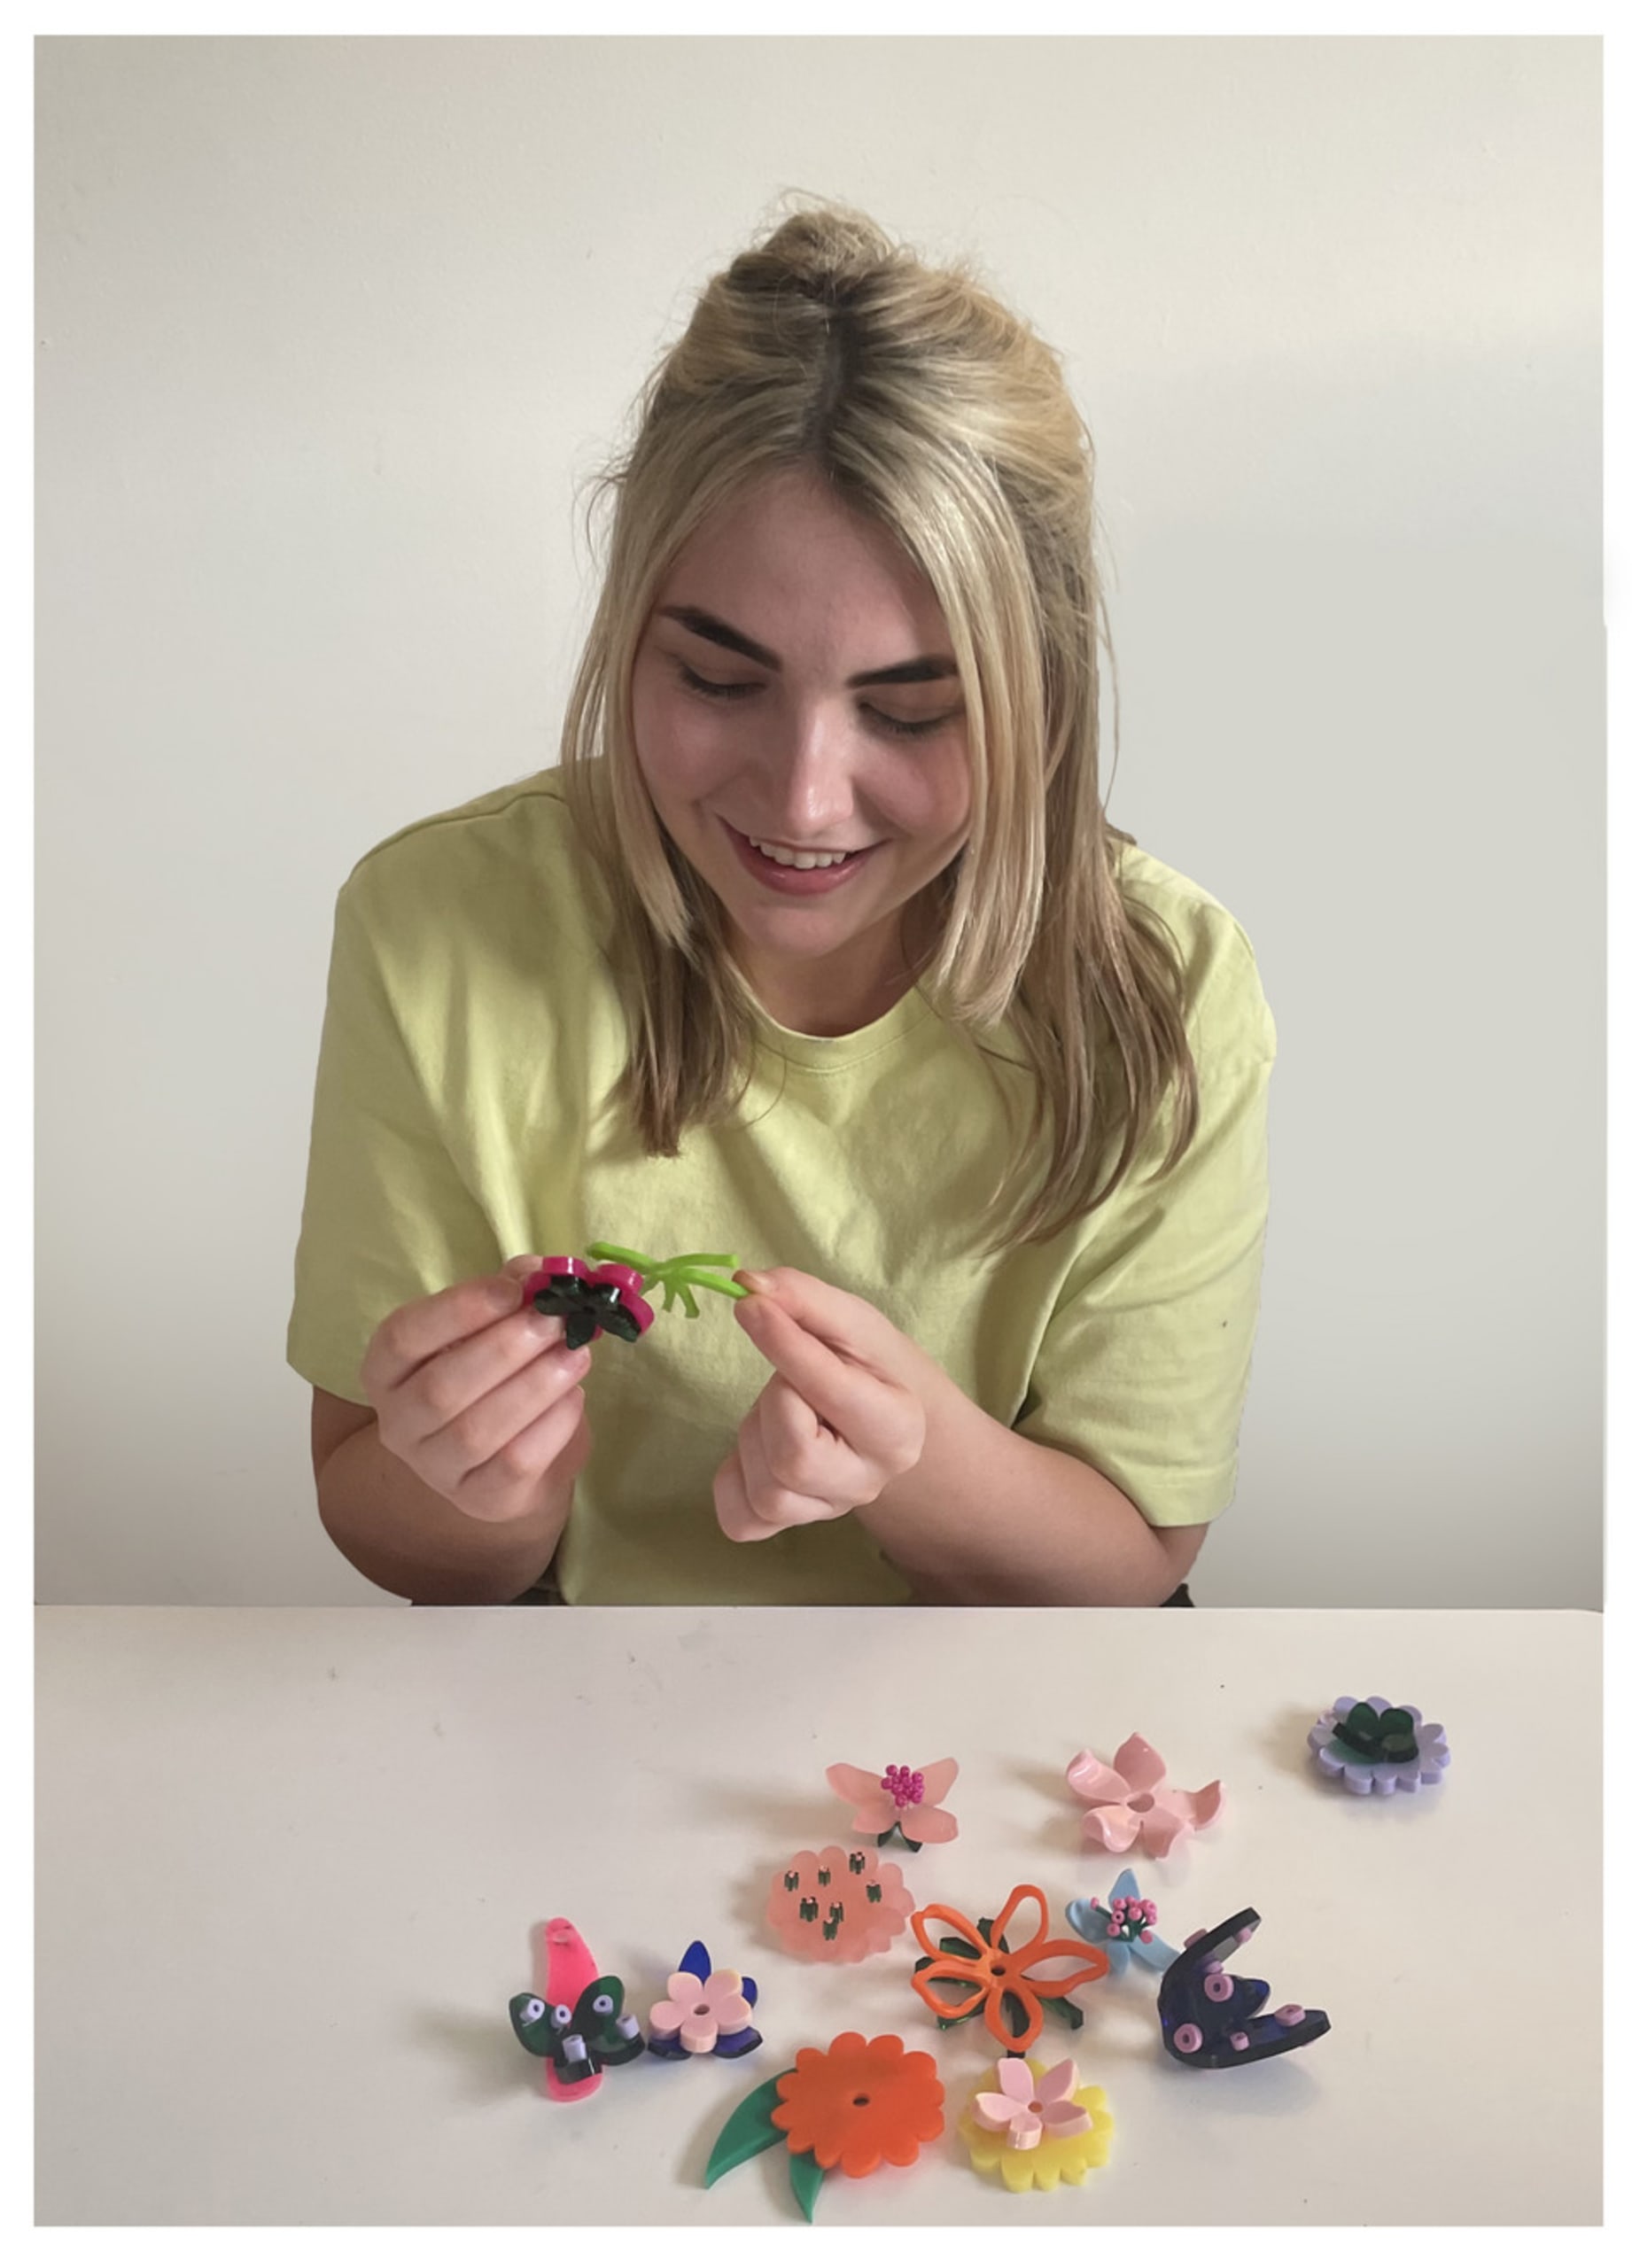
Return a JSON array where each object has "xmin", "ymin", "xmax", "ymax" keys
[
  {"xmin": 649, "ymin": 1965, "xmax": 754, "ymax": 2055},
  {"xmin": 1065, "ymin": 1735, "xmax": 1223, "ymax": 1859},
  {"xmin": 826, "ymin": 1758, "xmax": 959, "ymax": 1847},
  {"xmin": 971, "ymin": 2056, "xmax": 1094, "ymax": 2151}
]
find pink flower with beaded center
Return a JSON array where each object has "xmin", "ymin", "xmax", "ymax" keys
[
  {"xmin": 972, "ymin": 2057, "xmax": 1093, "ymax": 2151},
  {"xmin": 1065, "ymin": 1735, "xmax": 1223, "ymax": 1859},
  {"xmin": 648, "ymin": 1967, "xmax": 753, "ymax": 2054},
  {"xmin": 826, "ymin": 1757, "xmax": 960, "ymax": 1843}
]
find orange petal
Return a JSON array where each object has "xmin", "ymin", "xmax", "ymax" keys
[
  {"xmin": 912, "ymin": 1959, "xmax": 991, "ymax": 2023},
  {"xmin": 985, "ymin": 1981, "xmax": 1045, "ymax": 2052},
  {"xmin": 990, "ymin": 1884, "xmax": 1048, "ymax": 1953},
  {"xmin": 911, "ymin": 1901, "xmax": 986, "ymax": 1960},
  {"xmin": 1018, "ymin": 1937, "xmax": 1111, "ymax": 1993}
]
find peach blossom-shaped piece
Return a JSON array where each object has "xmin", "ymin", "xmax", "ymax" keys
[
  {"xmin": 649, "ymin": 1967, "xmax": 753, "ymax": 2054},
  {"xmin": 1065, "ymin": 1735, "xmax": 1223, "ymax": 1859},
  {"xmin": 972, "ymin": 2056, "xmax": 1094, "ymax": 2150},
  {"xmin": 826, "ymin": 1758, "xmax": 960, "ymax": 1845},
  {"xmin": 765, "ymin": 1846, "xmax": 917, "ymax": 1962}
]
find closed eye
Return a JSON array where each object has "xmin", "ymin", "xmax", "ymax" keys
[
  {"xmin": 679, "ymin": 662, "xmax": 758, "ymax": 703},
  {"xmin": 679, "ymin": 662, "xmax": 958, "ymax": 740},
  {"xmin": 865, "ymin": 705, "xmax": 960, "ymax": 740}
]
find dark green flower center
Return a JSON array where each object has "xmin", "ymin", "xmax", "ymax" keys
[{"xmin": 1333, "ymin": 1702, "xmax": 1419, "ymax": 1765}]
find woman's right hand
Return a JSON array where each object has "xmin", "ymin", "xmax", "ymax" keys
[{"xmin": 359, "ymin": 1255, "xmax": 595, "ymax": 1526}]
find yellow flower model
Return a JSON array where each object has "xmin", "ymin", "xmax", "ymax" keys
[{"xmin": 958, "ymin": 2056, "xmax": 1113, "ymax": 2194}]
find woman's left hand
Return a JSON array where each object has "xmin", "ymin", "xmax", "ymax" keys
[{"xmin": 713, "ymin": 1268, "xmax": 934, "ymax": 1543}]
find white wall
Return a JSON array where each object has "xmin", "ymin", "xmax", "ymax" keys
[{"xmin": 35, "ymin": 35, "xmax": 1602, "ymax": 1606}]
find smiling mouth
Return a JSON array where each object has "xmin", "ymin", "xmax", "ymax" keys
[{"xmin": 725, "ymin": 821, "xmax": 878, "ymax": 869}]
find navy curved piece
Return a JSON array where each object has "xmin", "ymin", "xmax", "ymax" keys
[{"xmin": 1157, "ymin": 1907, "xmax": 1330, "ymax": 2069}]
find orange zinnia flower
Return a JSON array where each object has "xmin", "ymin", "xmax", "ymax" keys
[
  {"xmin": 771, "ymin": 2031, "xmax": 944, "ymax": 2178},
  {"xmin": 911, "ymin": 1884, "xmax": 1109, "ymax": 2052}
]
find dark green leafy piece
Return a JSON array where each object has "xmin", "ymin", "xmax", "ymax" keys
[
  {"xmin": 703, "ymin": 2072, "xmax": 795, "ymax": 2187},
  {"xmin": 789, "ymin": 2148, "xmax": 826, "ymax": 2223},
  {"xmin": 1335, "ymin": 1702, "xmax": 1419, "ymax": 1765}
]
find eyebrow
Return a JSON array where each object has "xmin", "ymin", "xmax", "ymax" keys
[{"xmin": 658, "ymin": 605, "xmax": 959, "ymax": 688}]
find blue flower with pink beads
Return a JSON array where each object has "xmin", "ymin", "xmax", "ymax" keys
[{"xmin": 1065, "ymin": 1868, "xmax": 1178, "ymax": 1976}]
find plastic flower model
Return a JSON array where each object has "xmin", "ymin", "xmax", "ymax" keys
[
  {"xmin": 1308, "ymin": 1697, "xmax": 1449, "ymax": 1795},
  {"xmin": 960, "ymin": 2057, "xmax": 1113, "ymax": 2193},
  {"xmin": 1159, "ymin": 1906, "xmax": 1330, "ymax": 2068},
  {"xmin": 910, "ymin": 1884, "xmax": 1109, "ymax": 2052},
  {"xmin": 522, "ymin": 1244, "xmax": 746, "ymax": 1349},
  {"xmin": 1065, "ymin": 1735, "xmax": 1224, "ymax": 1858},
  {"xmin": 646, "ymin": 1938, "xmax": 761, "ymax": 2061},
  {"xmin": 765, "ymin": 1845, "xmax": 916, "ymax": 1962},
  {"xmin": 1065, "ymin": 1867, "xmax": 1178, "ymax": 1976},
  {"xmin": 826, "ymin": 1757, "xmax": 959, "ymax": 1849},
  {"xmin": 704, "ymin": 2033, "xmax": 944, "ymax": 2222}
]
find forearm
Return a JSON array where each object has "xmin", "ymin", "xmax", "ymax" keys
[
  {"xmin": 316, "ymin": 1420, "xmax": 570, "ymax": 1605},
  {"xmin": 853, "ymin": 1378, "xmax": 1200, "ymax": 1606}
]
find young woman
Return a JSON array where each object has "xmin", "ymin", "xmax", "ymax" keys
[{"xmin": 288, "ymin": 204, "xmax": 1275, "ymax": 1609}]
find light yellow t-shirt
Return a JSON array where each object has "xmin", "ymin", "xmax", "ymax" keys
[{"xmin": 287, "ymin": 767, "xmax": 1275, "ymax": 1603}]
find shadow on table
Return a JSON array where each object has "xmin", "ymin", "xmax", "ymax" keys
[{"xmin": 408, "ymin": 2003, "xmax": 535, "ymax": 2108}]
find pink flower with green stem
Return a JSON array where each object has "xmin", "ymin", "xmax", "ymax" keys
[{"xmin": 826, "ymin": 1758, "xmax": 959, "ymax": 1850}]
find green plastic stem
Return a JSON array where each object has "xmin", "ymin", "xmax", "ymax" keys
[{"xmin": 586, "ymin": 1242, "xmax": 750, "ymax": 1307}]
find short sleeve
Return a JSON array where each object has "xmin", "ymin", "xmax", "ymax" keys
[
  {"xmin": 285, "ymin": 868, "xmax": 502, "ymax": 1404},
  {"xmin": 1014, "ymin": 913, "xmax": 1275, "ymax": 1528}
]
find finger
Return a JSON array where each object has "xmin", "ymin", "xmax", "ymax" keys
[
  {"xmin": 735, "ymin": 1297, "xmax": 905, "ymax": 1464},
  {"xmin": 457, "ymin": 1379, "xmax": 592, "ymax": 1525},
  {"xmin": 713, "ymin": 1442, "xmax": 783, "ymax": 1545},
  {"xmin": 364, "ymin": 1269, "xmax": 536, "ymax": 1398},
  {"xmin": 732, "ymin": 1266, "xmax": 881, "ymax": 1343},
  {"xmin": 377, "ymin": 1296, "xmax": 584, "ymax": 1452},
  {"xmin": 734, "ymin": 1387, "xmax": 846, "ymax": 1533},
  {"xmin": 753, "ymin": 1374, "xmax": 874, "ymax": 1511},
  {"xmin": 734, "ymin": 1267, "xmax": 903, "ymax": 1363},
  {"xmin": 419, "ymin": 1333, "xmax": 594, "ymax": 1488}
]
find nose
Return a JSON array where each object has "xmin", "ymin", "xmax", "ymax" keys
[{"xmin": 752, "ymin": 696, "xmax": 863, "ymax": 843}]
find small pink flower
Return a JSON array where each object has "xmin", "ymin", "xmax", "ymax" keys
[
  {"xmin": 1065, "ymin": 1736, "xmax": 1223, "ymax": 1860},
  {"xmin": 649, "ymin": 1967, "xmax": 752, "ymax": 2054},
  {"xmin": 826, "ymin": 1757, "xmax": 960, "ymax": 1845},
  {"xmin": 972, "ymin": 2057, "xmax": 1093, "ymax": 2151}
]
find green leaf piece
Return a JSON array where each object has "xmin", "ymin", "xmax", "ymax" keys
[
  {"xmin": 1334, "ymin": 1700, "xmax": 1420, "ymax": 1766},
  {"xmin": 703, "ymin": 2073, "xmax": 794, "ymax": 2188},
  {"xmin": 789, "ymin": 2148, "xmax": 826, "ymax": 2223},
  {"xmin": 582, "ymin": 1243, "xmax": 749, "ymax": 1311}
]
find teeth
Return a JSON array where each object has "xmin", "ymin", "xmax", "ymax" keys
[{"xmin": 747, "ymin": 835, "xmax": 853, "ymax": 870}]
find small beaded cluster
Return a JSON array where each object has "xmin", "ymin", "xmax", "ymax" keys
[
  {"xmin": 1093, "ymin": 1892, "xmax": 1159, "ymax": 1945},
  {"xmin": 880, "ymin": 1764, "xmax": 927, "ymax": 1811}
]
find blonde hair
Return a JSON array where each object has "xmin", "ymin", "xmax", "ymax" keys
[{"xmin": 559, "ymin": 200, "xmax": 1197, "ymax": 1255}]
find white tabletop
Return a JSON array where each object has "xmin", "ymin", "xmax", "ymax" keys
[{"xmin": 35, "ymin": 1604, "xmax": 1601, "ymax": 2227}]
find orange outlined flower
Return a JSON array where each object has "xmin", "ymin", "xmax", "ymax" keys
[{"xmin": 911, "ymin": 1884, "xmax": 1109, "ymax": 2052}]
